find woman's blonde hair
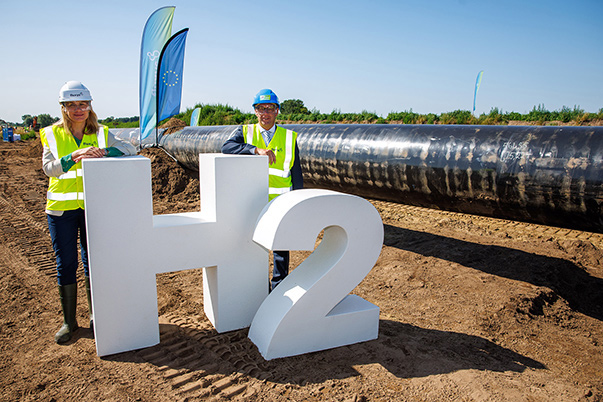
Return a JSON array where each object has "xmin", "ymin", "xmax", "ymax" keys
[{"xmin": 54, "ymin": 102, "xmax": 100, "ymax": 134}]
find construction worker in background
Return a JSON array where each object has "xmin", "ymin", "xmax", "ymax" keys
[
  {"xmin": 222, "ymin": 89, "xmax": 303, "ymax": 291},
  {"xmin": 40, "ymin": 81, "xmax": 137, "ymax": 344}
]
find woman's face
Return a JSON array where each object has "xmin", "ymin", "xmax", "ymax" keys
[{"xmin": 63, "ymin": 101, "xmax": 91, "ymax": 123}]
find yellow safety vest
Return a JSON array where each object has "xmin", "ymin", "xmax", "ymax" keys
[
  {"xmin": 40, "ymin": 125, "xmax": 108, "ymax": 211},
  {"xmin": 243, "ymin": 124, "xmax": 296, "ymax": 201}
]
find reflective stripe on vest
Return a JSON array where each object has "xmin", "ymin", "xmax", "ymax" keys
[
  {"xmin": 269, "ymin": 187, "xmax": 291, "ymax": 196},
  {"xmin": 243, "ymin": 124, "xmax": 296, "ymax": 201},
  {"xmin": 41, "ymin": 125, "xmax": 107, "ymax": 210},
  {"xmin": 245, "ymin": 124, "xmax": 255, "ymax": 144},
  {"xmin": 57, "ymin": 169, "xmax": 81, "ymax": 180},
  {"xmin": 47, "ymin": 191, "xmax": 83, "ymax": 201}
]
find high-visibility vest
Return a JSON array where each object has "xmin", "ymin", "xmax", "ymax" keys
[
  {"xmin": 40, "ymin": 125, "xmax": 108, "ymax": 211},
  {"xmin": 243, "ymin": 124, "xmax": 296, "ymax": 201}
]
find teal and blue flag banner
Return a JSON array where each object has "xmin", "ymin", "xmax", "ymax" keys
[
  {"xmin": 157, "ymin": 28, "xmax": 189, "ymax": 125},
  {"xmin": 473, "ymin": 70, "xmax": 484, "ymax": 113},
  {"xmin": 139, "ymin": 6, "xmax": 175, "ymax": 142},
  {"xmin": 190, "ymin": 107, "xmax": 201, "ymax": 126}
]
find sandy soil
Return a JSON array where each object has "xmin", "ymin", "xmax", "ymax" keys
[{"xmin": 1, "ymin": 135, "xmax": 602, "ymax": 402}]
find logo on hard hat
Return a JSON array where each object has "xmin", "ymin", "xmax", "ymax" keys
[
  {"xmin": 70, "ymin": 92, "xmax": 84, "ymax": 97},
  {"xmin": 260, "ymin": 95, "xmax": 271, "ymax": 101}
]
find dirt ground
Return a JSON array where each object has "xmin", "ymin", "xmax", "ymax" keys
[{"xmin": 1, "ymin": 135, "xmax": 602, "ymax": 402}]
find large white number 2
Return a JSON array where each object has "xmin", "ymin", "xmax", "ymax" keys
[{"xmin": 249, "ymin": 189, "xmax": 383, "ymax": 360}]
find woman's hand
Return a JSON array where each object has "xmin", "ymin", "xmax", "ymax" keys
[{"xmin": 72, "ymin": 147, "xmax": 106, "ymax": 163}]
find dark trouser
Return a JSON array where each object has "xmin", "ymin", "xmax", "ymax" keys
[
  {"xmin": 271, "ymin": 250, "xmax": 289, "ymax": 291},
  {"xmin": 47, "ymin": 209, "xmax": 89, "ymax": 286}
]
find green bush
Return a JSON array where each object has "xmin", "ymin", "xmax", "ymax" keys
[
  {"xmin": 505, "ymin": 111, "xmax": 523, "ymax": 121},
  {"xmin": 387, "ymin": 109, "xmax": 420, "ymax": 124},
  {"xmin": 526, "ymin": 104, "xmax": 551, "ymax": 123},
  {"xmin": 440, "ymin": 110, "xmax": 473, "ymax": 124},
  {"xmin": 99, "ymin": 116, "xmax": 139, "ymax": 128},
  {"xmin": 175, "ymin": 104, "xmax": 255, "ymax": 126},
  {"xmin": 21, "ymin": 130, "xmax": 37, "ymax": 140}
]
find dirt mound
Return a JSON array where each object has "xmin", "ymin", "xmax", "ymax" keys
[
  {"xmin": 159, "ymin": 117, "xmax": 187, "ymax": 135},
  {"xmin": 0, "ymin": 137, "xmax": 602, "ymax": 401},
  {"xmin": 139, "ymin": 147, "xmax": 200, "ymax": 214},
  {"xmin": 21, "ymin": 136, "xmax": 43, "ymax": 158}
]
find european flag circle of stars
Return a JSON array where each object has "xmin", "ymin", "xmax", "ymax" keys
[{"xmin": 162, "ymin": 70, "xmax": 179, "ymax": 87}]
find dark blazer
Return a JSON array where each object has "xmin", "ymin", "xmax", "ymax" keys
[{"xmin": 221, "ymin": 125, "xmax": 304, "ymax": 190}]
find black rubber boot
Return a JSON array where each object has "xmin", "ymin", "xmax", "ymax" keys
[
  {"xmin": 55, "ymin": 283, "xmax": 79, "ymax": 344},
  {"xmin": 85, "ymin": 276, "xmax": 93, "ymax": 332}
]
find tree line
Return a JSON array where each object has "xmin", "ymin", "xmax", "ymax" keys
[
  {"xmin": 21, "ymin": 114, "xmax": 59, "ymax": 128},
  {"xmin": 6, "ymin": 100, "xmax": 602, "ymax": 130},
  {"xmin": 168, "ymin": 101, "xmax": 603, "ymax": 127}
]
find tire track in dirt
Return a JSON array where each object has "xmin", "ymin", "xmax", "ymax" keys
[
  {"xmin": 0, "ymin": 147, "xmax": 89, "ymax": 280},
  {"xmin": 137, "ymin": 313, "xmax": 263, "ymax": 401},
  {"xmin": 0, "ymin": 193, "xmax": 57, "ymax": 279},
  {"xmin": 134, "ymin": 310, "xmax": 378, "ymax": 400}
]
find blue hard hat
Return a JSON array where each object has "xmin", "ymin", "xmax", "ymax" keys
[{"xmin": 252, "ymin": 89, "xmax": 279, "ymax": 108}]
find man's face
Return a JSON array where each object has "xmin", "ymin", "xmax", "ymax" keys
[{"xmin": 255, "ymin": 103, "xmax": 279, "ymax": 130}]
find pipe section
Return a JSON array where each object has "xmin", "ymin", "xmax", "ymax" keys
[{"xmin": 159, "ymin": 124, "xmax": 603, "ymax": 233}]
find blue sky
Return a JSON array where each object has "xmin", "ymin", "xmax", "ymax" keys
[{"xmin": 1, "ymin": 0, "xmax": 601, "ymax": 123}]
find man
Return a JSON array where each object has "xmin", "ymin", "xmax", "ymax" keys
[{"xmin": 222, "ymin": 89, "xmax": 303, "ymax": 291}]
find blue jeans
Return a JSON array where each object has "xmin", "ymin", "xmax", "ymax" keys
[{"xmin": 47, "ymin": 209, "xmax": 89, "ymax": 286}]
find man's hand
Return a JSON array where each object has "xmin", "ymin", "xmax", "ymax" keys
[{"xmin": 255, "ymin": 148, "xmax": 276, "ymax": 164}]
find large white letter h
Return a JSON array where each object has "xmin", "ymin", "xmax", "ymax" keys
[{"xmin": 82, "ymin": 154, "xmax": 268, "ymax": 357}]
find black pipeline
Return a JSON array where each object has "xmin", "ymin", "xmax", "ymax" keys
[{"xmin": 159, "ymin": 124, "xmax": 603, "ymax": 233}]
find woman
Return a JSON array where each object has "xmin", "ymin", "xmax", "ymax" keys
[{"xmin": 40, "ymin": 81, "xmax": 136, "ymax": 344}]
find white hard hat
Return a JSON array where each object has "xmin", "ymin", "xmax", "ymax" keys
[{"xmin": 59, "ymin": 81, "xmax": 92, "ymax": 102}]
